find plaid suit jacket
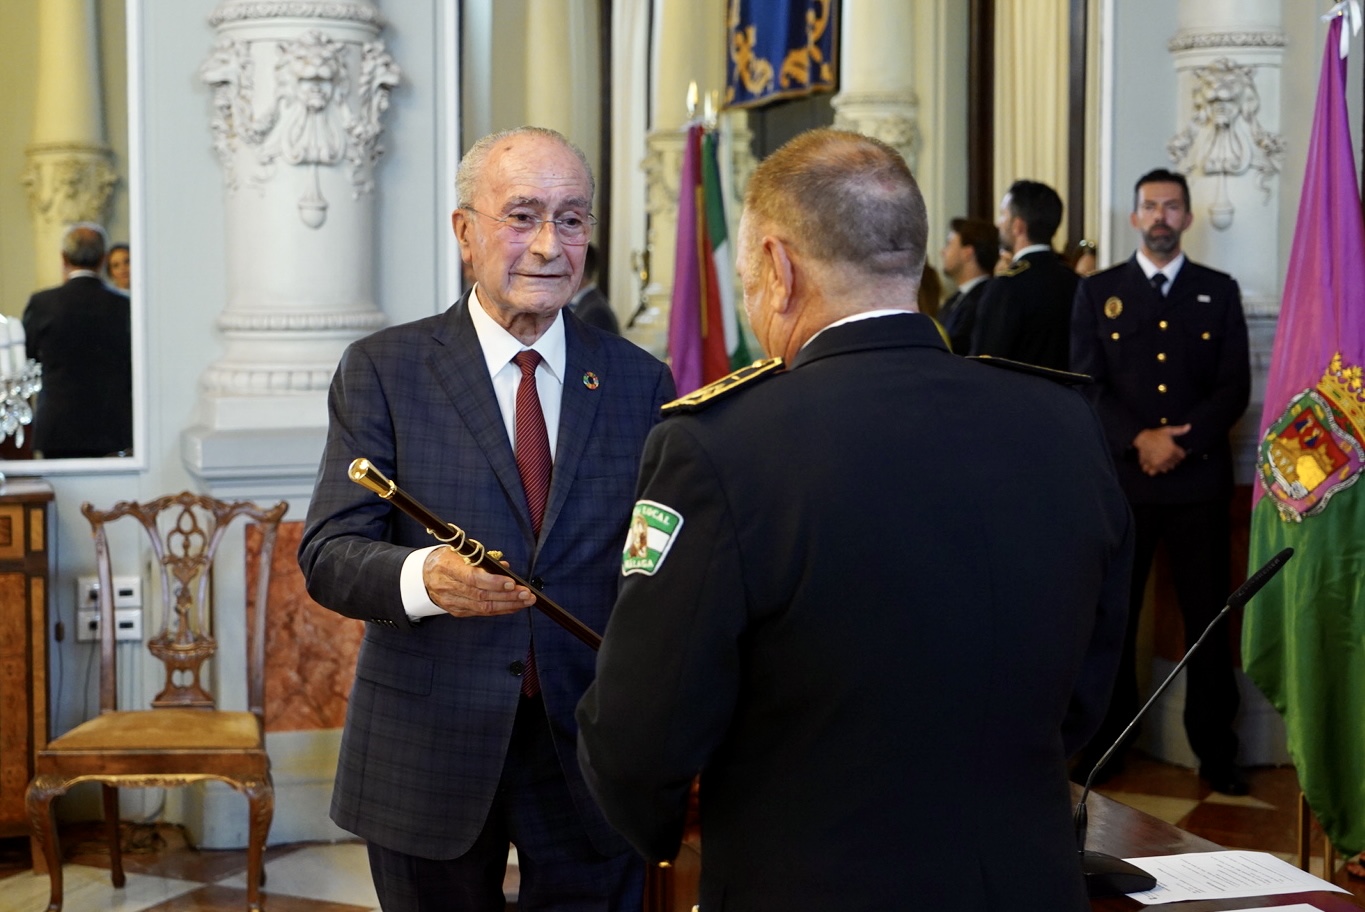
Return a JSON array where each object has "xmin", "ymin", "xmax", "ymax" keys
[{"xmin": 300, "ymin": 293, "xmax": 674, "ymax": 858}]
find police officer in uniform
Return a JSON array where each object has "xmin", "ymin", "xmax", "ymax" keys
[
  {"xmin": 969, "ymin": 179, "xmax": 1078, "ymax": 369},
  {"xmin": 1070, "ymin": 167, "xmax": 1251, "ymax": 794},
  {"xmin": 577, "ymin": 129, "xmax": 1133, "ymax": 912}
]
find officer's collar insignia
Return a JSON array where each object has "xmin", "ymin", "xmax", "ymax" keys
[
  {"xmin": 661, "ymin": 358, "xmax": 785, "ymax": 414},
  {"xmin": 1258, "ymin": 352, "xmax": 1365, "ymax": 522},
  {"xmin": 622, "ymin": 500, "xmax": 684, "ymax": 576},
  {"xmin": 1002, "ymin": 258, "xmax": 1032, "ymax": 278},
  {"xmin": 1104, "ymin": 297, "xmax": 1123, "ymax": 319}
]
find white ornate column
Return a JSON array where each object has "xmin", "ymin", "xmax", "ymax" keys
[
  {"xmin": 831, "ymin": 0, "xmax": 920, "ymax": 171},
  {"xmin": 23, "ymin": 0, "xmax": 117, "ymax": 289},
  {"xmin": 635, "ymin": 0, "xmax": 729, "ymax": 357},
  {"xmin": 1168, "ymin": 1, "xmax": 1285, "ymax": 307},
  {"xmin": 192, "ymin": 0, "xmax": 399, "ymax": 443}
]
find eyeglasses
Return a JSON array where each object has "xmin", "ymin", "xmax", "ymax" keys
[{"xmin": 463, "ymin": 207, "xmax": 596, "ymax": 245}]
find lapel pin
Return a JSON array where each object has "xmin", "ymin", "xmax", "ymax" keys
[
  {"xmin": 582, "ymin": 371, "xmax": 600, "ymax": 390},
  {"xmin": 1104, "ymin": 296, "xmax": 1123, "ymax": 319}
]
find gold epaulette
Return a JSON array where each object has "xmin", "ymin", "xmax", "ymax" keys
[
  {"xmin": 1001, "ymin": 258, "xmax": 1032, "ymax": 278},
  {"xmin": 661, "ymin": 358, "xmax": 786, "ymax": 414},
  {"xmin": 968, "ymin": 355, "xmax": 1092, "ymax": 386}
]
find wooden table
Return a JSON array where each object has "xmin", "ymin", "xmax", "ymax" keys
[
  {"xmin": 647, "ymin": 785, "xmax": 1364, "ymax": 911},
  {"xmin": 1080, "ymin": 784, "xmax": 1363, "ymax": 910}
]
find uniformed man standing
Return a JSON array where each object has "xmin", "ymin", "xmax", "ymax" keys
[
  {"xmin": 577, "ymin": 128, "xmax": 1134, "ymax": 912},
  {"xmin": 1070, "ymin": 167, "xmax": 1251, "ymax": 795}
]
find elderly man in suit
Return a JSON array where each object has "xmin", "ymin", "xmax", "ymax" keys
[
  {"xmin": 970, "ymin": 179, "xmax": 1078, "ymax": 369},
  {"xmin": 1070, "ymin": 167, "xmax": 1250, "ymax": 795},
  {"xmin": 577, "ymin": 129, "xmax": 1132, "ymax": 912},
  {"xmin": 22, "ymin": 222, "xmax": 132, "ymax": 458},
  {"xmin": 300, "ymin": 126, "xmax": 675, "ymax": 911}
]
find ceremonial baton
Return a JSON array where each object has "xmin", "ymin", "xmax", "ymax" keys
[{"xmin": 348, "ymin": 457, "xmax": 603, "ymax": 650}]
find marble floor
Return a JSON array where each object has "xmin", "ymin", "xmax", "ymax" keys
[{"xmin": 0, "ymin": 754, "xmax": 1361, "ymax": 911}]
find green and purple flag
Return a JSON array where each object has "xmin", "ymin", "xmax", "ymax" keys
[
  {"xmin": 668, "ymin": 123, "xmax": 748, "ymax": 396},
  {"xmin": 1242, "ymin": 11, "xmax": 1365, "ymax": 856}
]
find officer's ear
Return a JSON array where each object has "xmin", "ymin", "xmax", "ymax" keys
[{"xmin": 761, "ymin": 235, "xmax": 796, "ymax": 314}]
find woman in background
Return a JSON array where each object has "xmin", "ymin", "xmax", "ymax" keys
[{"xmin": 106, "ymin": 242, "xmax": 130, "ymax": 292}]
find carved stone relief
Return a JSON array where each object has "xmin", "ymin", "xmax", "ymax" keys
[
  {"xmin": 1168, "ymin": 57, "xmax": 1285, "ymax": 230},
  {"xmin": 200, "ymin": 29, "xmax": 398, "ymax": 229}
]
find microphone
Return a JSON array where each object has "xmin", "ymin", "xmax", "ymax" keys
[{"xmin": 1073, "ymin": 546, "xmax": 1294, "ymax": 896}]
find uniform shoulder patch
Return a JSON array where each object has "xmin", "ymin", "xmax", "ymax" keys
[
  {"xmin": 622, "ymin": 500, "xmax": 684, "ymax": 576},
  {"xmin": 661, "ymin": 358, "xmax": 785, "ymax": 414},
  {"xmin": 968, "ymin": 355, "xmax": 1092, "ymax": 386},
  {"xmin": 1001, "ymin": 258, "xmax": 1032, "ymax": 278}
]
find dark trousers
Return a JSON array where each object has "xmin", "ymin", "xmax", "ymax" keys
[
  {"xmin": 367, "ymin": 694, "xmax": 644, "ymax": 912},
  {"xmin": 1084, "ymin": 498, "xmax": 1241, "ymax": 774}
]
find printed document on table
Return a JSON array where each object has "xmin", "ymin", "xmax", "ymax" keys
[{"xmin": 1123, "ymin": 850, "xmax": 1348, "ymax": 904}]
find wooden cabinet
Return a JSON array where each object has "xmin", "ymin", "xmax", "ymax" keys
[{"xmin": 0, "ymin": 480, "xmax": 53, "ymax": 863}]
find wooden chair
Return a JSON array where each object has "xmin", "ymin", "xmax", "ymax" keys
[{"xmin": 26, "ymin": 492, "xmax": 287, "ymax": 912}]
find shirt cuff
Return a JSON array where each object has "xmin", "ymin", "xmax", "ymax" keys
[{"xmin": 401, "ymin": 545, "xmax": 446, "ymax": 619}]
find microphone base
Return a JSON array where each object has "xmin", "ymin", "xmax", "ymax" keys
[{"xmin": 1082, "ymin": 850, "xmax": 1157, "ymax": 896}]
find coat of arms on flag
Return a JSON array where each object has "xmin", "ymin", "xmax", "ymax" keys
[{"xmin": 1257, "ymin": 352, "xmax": 1365, "ymax": 520}]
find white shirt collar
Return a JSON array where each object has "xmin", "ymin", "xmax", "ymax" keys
[
  {"xmin": 467, "ymin": 284, "xmax": 566, "ymax": 382},
  {"xmin": 1135, "ymin": 250, "xmax": 1185, "ymax": 285},
  {"xmin": 1013, "ymin": 244, "xmax": 1051, "ymax": 262},
  {"xmin": 956, "ymin": 274, "xmax": 989, "ymax": 295},
  {"xmin": 803, "ymin": 309, "xmax": 914, "ymax": 350}
]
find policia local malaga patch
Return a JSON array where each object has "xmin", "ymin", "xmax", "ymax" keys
[{"xmin": 622, "ymin": 500, "xmax": 683, "ymax": 576}]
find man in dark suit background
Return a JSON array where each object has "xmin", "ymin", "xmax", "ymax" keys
[
  {"xmin": 577, "ymin": 129, "xmax": 1132, "ymax": 912},
  {"xmin": 1071, "ymin": 168, "xmax": 1251, "ymax": 795},
  {"xmin": 937, "ymin": 216, "xmax": 998, "ymax": 354},
  {"xmin": 569, "ymin": 243, "xmax": 620, "ymax": 334},
  {"xmin": 300, "ymin": 126, "xmax": 675, "ymax": 911},
  {"xmin": 22, "ymin": 222, "xmax": 132, "ymax": 459},
  {"xmin": 970, "ymin": 179, "xmax": 1078, "ymax": 369}
]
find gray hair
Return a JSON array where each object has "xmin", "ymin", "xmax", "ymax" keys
[
  {"xmin": 455, "ymin": 126, "xmax": 595, "ymax": 208},
  {"xmin": 61, "ymin": 222, "xmax": 108, "ymax": 269}
]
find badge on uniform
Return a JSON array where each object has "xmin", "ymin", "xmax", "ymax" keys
[
  {"xmin": 622, "ymin": 500, "xmax": 684, "ymax": 576},
  {"xmin": 1104, "ymin": 296, "xmax": 1123, "ymax": 319}
]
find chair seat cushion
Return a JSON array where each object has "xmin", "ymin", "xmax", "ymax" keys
[{"xmin": 46, "ymin": 709, "xmax": 262, "ymax": 752}]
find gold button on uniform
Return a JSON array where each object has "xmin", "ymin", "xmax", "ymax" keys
[
  {"xmin": 1111, "ymin": 332, "xmax": 1120, "ymax": 340},
  {"xmin": 1159, "ymin": 320, "xmax": 1169, "ymax": 330},
  {"xmin": 1201, "ymin": 331, "xmax": 1211, "ymax": 340},
  {"xmin": 1157, "ymin": 353, "xmax": 1167, "ymax": 362},
  {"xmin": 1160, "ymin": 417, "xmax": 1169, "ymax": 425},
  {"xmin": 1157, "ymin": 384, "xmax": 1168, "ymax": 393}
]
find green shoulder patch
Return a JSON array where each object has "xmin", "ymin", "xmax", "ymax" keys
[
  {"xmin": 661, "ymin": 358, "xmax": 785, "ymax": 415},
  {"xmin": 622, "ymin": 500, "xmax": 684, "ymax": 576},
  {"xmin": 968, "ymin": 355, "xmax": 1092, "ymax": 386}
]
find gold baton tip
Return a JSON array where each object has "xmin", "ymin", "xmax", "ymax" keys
[{"xmin": 348, "ymin": 458, "xmax": 396, "ymax": 498}]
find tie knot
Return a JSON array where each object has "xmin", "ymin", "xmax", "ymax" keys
[
  {"xmin": 514, "ymin": 350, "xmax": 542, "ymax": 377},
  {"xmin": 1150, "ymin": 272, "xmax": 1168, "ymax": 294}
]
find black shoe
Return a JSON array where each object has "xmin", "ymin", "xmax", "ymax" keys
[{"xmin": 1200, "ymin": 766, "xmax": 1250, "ymax": 796}]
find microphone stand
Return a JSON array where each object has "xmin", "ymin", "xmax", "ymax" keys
[{"xmin": 1074, "ymin": 546, "xmax": 1294, "ymax": 896}]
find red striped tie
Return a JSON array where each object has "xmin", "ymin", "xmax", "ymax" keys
[{"xmin": 513, "ymin": 350, "xmax": 551, "ymax": 696}]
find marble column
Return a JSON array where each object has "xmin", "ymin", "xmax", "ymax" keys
[
  {"xmin": 1168, "ymin": 0, "xmax": 1285, "ymax": 309},
  {"xmin": 831, "ymin": 0, "xmax": 920, "ymax": 171},
  {"xmin": 636, "ymin": 0, "xmax": 730, "ymax": 358},
  {"xmin": 23, "ymin": 0, "xmax": 117, "ymax": 289},
  {"xmin": 193, "ymin": 0, "xmax": 400, "ymax": 442}
]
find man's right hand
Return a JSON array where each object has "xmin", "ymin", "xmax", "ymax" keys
[
  {"xmin": 422, "ymin": 547, "xmax": 535, "ymax": 618},
  {"xmin": 1133, "ymin": 424, "xmax": 1191, "ymax": 476}
]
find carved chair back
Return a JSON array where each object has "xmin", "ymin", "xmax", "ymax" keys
[{"xmin": 81, "ymin": 492, "xmax": 288, "ymax": 719}]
